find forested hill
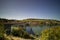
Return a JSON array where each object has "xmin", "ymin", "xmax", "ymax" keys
[{"xmin": 0, "ymin": 18, "xmax": 60, "ymax": 26}]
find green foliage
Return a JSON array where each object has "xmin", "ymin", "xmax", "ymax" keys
[
  {"xmin": 0, "ymin": 34, "xmax": 9, "ymax": 40},
  {"xmin": 0, "ymin": 24, "xmax": 4, "ymax": 39},
  {"xmin": 0, "ymin": 24, "xmax": 4, "ymax": 33},
  {"xmin": 11, "ymin": 27, "xmax": 34, "ymax": 39},
  {"xmin": 0, "ymin": 24, "xmax": 8, "ymax": 40},
  {"xmin": 40, "ymin": 27, "xmax": 60, "ymax": 40},
  {"xmin": 12, "ymin": 28, "xmax": 23, "ymax": 37},
  {"xmin": 0, "ymin": 34, "xmax": 4, "ymax": 40}
]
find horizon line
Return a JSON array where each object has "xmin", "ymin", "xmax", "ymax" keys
[{"xmin": 0, "ymin": 17, "xmax": 60, "ymax": 21}]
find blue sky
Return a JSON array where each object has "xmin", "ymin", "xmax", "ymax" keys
[{"xmin": 0, "ymin": 0, "xmax": 60, "ymax": 20}]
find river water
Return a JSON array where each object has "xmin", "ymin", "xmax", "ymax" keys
[{"xmin": 25, "ymin": 25, "xmax": 60, "ymax": 36}]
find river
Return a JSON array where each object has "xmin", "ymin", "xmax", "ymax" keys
[{"xmin": 25, "ymin": 25, "xmax": 60, "ymax": 36}]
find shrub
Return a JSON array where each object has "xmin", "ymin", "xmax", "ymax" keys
[
  {"xmin": 12, "ymin": 28, "xmax": 23, "ymax": 37},
  {"xmin": 11, "ymin": 27, "xmax": 34, "ymax": 39},
  {"xmin": 40, "ymin": 27, "xmax": 60, "ymax": 40},
  {"xmin": 0, "ymin": 24, "xmax": 5, "ymax": 40},
  {"xmin": 0, "ymin": 34, "xmax": 4, "ymax": 40}
]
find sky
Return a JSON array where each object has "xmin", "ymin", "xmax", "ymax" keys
[{"xmin": 0, "ymin": 0, "xmax": 60, "ymax": 20}]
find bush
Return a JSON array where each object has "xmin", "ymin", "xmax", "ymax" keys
[
  {"xmin": 11, "ymin": 28, "xmax": 23, "ymax": 37},
  {"xmin": 0, "ymin": 24, "xmax": 4, "ymax": 33},
  {"xmin": 0, "ymin": 34, "xmax": 4, "ymax": 40},
  {"xmin": 40, "ymin": 27, "xmax": 60, "ymax": 40},
  {"xmin": 0, "ymin": 24, "xmax": 5, "ymax": 40},
  {"xmin": 0, "ymin": 34, "xmax": 9, "ymax": 40},
  {"xmin": 11, "ymin": 28, "xmax": 34, "ymax": 39}
]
